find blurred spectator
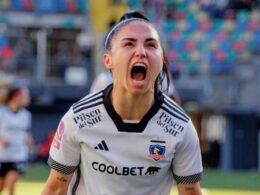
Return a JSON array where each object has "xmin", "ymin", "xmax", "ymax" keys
[
  {"xmin": 0, "ymin": 83, "xmax": 34, "ymax": 195},
  {"xmin": 0, "ymin": 86, "xmax": 7, "ymax": 105},
  {"xmin": 0, "ymin": 72, "xmax": 15, "ymax": 104}
]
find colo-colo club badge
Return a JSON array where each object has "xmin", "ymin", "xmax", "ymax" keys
[{"xmin": 148, "ymin": 144, "xmax": 165, "ymax": 161}]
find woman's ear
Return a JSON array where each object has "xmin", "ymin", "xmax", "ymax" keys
[{"xmin": 103, "ymin": 52, "xmax": 113, "ymax": 70}]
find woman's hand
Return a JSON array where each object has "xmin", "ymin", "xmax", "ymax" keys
[
  {"xmin": 25, "ymin": 133, "xmax": 34, "ymax": 146},
  {"xmin": 0, "ymin": 138, "xmax": 10, "ymax": 147}
]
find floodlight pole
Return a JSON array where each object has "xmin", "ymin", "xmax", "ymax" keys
[{"xmin": 36, "ymin": 29, "xmax": 47, "ymax": 84}]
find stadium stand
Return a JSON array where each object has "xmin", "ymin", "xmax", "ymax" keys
[
  {"xmin": 127, "ymin": 0, "xmax": 260, "ymax": 107},
  {"xmin": 0, "ymin": 0, "xmax": 91, "ymax": 96}
]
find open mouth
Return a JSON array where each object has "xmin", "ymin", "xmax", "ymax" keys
[{"xmin": 131, "ymin": 63, "xmax": 147, "ymax": 81}]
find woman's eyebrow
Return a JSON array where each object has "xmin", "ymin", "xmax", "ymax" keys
[
  {"xmin": 121, "ymin": 38, "xmax": 136, "ymax": 42},
  {"xmin": 146, "ymin": 38, "xmax": 157, "ymax": 42},
  {"xmin": 121, "ymin": 37, "xmax": 157, "ymax": 42}
]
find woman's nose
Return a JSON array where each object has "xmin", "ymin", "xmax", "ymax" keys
[{"xmin": 135, "ymin": 44, "xmax": 146, "ymax": 57}]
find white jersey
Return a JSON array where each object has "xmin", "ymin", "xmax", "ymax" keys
[
  {"xmin": 0, "ymin": 105, "xmax": 31, "ymax": 162},
  {"xmin": 49, "ymin": 84, "xmax": 203, "ymax": 195}
]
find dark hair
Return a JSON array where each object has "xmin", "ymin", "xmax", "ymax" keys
[
  {"xmin": 160, "ymin": 48, "xmax": 171, "ymax": 94},
  {"xmin": 105, "ymin": 9, "xmax": 171, "ymax": 94},
  {"xmin": 104, "ymin": 10, "xmax": 151, "ymax": 51},
  {"xmin": 119, "ymin": 10, "xmax": 150, "ymax": 22},
  {"xmin": 5, "ymin": 83, "xmax": 26, "ymax": 103}
]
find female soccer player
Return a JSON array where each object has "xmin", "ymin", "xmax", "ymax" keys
[
  {"xmin": 41, "ymin": 10, "xmax": 203, "ymax": 195},
  {"xmin": 0, "ymin": 84, "xmax": 33, "ymax": 195}
]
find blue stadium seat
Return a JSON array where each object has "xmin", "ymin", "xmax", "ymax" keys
[
  {"xmin": 187, "ymin": 62, "xmax": 199, "ymax": 74},
  {"xmin": 226, "ymin": 50, "xmax": 237, "ymax": 62},
  {"xmin": 186, "ymin": 20, "xmax": 198, "ymax": 32},
  {"xmin": 250, "ymin": 31, "xmax": 260, "ymax": 52},
  {"xmin": 212, "ymin": 19, "xmax": 224, "ymax": 31},
  {"xmin": 178, "ymin": 50, "xmax": 189, "ymax": 61},
  {"xmin": 35, "ymin": 0, "xmax": 54, "ymax": 13},
  {"xmin": 237, "ymin": 10, "xmax": 250, "ymax": 23},
  {"xmin": 235, "ymin": 11, "xmax": 250, "ymax": 31},
  {"xmin": 165, "ymin": 19, "xmax": 176, "ymax": 32},
  {"xmin": 11, "ymin": 0, "xmax": 23, "ymax": 10},
  {"xmin": 171, "ymin": 39, "xmax": 184, "ymax": 51},
  {"xmin": 76, "ymin": 0, "xmax": 87, "ymax": 12},
  {"xmin": 128, "ymin": 0, "xmax": 140, "ymax": 8},
  {"xmin": 55, "ymin": 0, "xmax": 66, "ymax": 12},
  {"xmin": 0, "ymin": 37, "xmax": 8, "ymax": 48},
  {"xmin": 211, "ymin": 61, "xmax": 234, "ymax": 74}
]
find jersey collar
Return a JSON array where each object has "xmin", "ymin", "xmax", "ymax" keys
[{"xmin": 103, "ymin": 84, "xmax": 163, "ymax": 133}]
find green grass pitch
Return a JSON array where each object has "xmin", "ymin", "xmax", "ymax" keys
[
  {"xmin": 1, "ymin": 182, "xmax": 260, "ymax": 195},
  {"xmin": 1, "ymin": 164, "xmax": 259, "ymax": 195}
]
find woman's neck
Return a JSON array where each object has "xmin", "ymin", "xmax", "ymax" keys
[{"xmin": 110, "ymin": 87, "xmax": 155, "ymax": 120}]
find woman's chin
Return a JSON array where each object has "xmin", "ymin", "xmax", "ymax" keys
[{"xmin": 128, "ymin": 79, "xmax": 151, "ymax": 94}]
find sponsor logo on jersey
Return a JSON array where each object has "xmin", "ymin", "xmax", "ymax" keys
[
  {"xmin": 73, "ymin": 108, "xmax": 102, "ymax": 128},
  {"xmin": 94, "ymin": 140, "xmax": 109, "ymax": 151},
  {"xmin": 92, "ymin": 162, "xmax": 160, "ymax": 176},
  {"xmin": 157, "ymin": 111, "xmax": 184, "ymax": 136},
  {"xmin": 148, "ymin": 142, "xmax": 166, "ymax": 161},
  {"xmin": 53, "ymin": 121, "xmax": 65, "ymax": 150},
  {"xmin": 145, "ymin": 166, "xmax": 161, "ymax": 175}
]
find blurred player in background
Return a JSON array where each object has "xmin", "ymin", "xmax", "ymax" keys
[
  {"xmin": 41, "ymin": 10, "xmax": 202, "ymax": 195},
  {"xmin": 0, "ymin": 84, "xmax": 34, "ymax": 195}
]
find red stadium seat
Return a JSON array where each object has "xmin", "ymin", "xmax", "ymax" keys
[
  {"xmin": 22, "ymin": 0, "xmax": 32, "ymax": 11},
  {"xmin": 233, "ymin": 40, "xmax": 246, "ymax": 52},
  {"xmin": 184, "ymin": 39, "xmax": 197, "ymax": 51},
  {"xmin": 67, "ymin": 0, "xmax": 77, "ymax": 13}
]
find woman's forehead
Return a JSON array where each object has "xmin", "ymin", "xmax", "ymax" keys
[{"xmin": 116, "ymin": 21, "xmax": 160, "ymax": 40}]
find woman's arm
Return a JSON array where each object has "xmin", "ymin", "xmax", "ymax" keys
[
  {"xmin": 177, "ymin": 182, "xmax": 202, "ymax": 195},
  {"xmin": 0, "ymin": 138, "xmax": 10, "ymax": 147},
  {"xmin": 41, "ymin": 169, "xmax": 73, "ymax": 195}
]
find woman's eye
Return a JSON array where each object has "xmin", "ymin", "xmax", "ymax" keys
[
  {"xmin": 147, "ymin": 43, "xmax": 157, "ymax": 48},
  {"xmin": 125, "ymin": 42, "xmax": 134, "ymax": 46}
]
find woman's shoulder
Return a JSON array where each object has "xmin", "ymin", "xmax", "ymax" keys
[
  {"xmin": 0, "ymin": 104, "xmax": 8, "ymax": 113},
  {"xmin": 161, "ymin": 93, "xmax": 190, "ymax": 123},
  {"xmin": 71, "ymin": 90, "xmax": 104, "ymax": 114}
]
